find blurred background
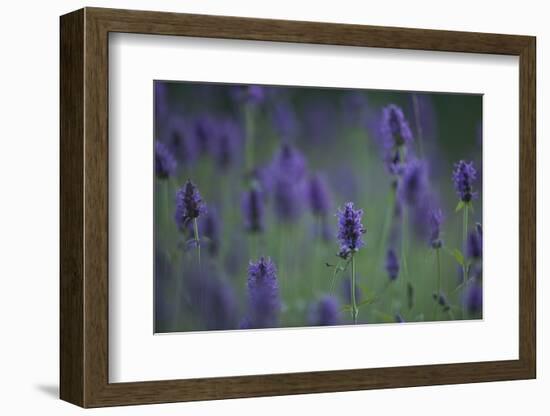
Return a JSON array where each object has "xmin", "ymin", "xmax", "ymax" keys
[{"xmin": 154, "ymin": 81, "xmax": 482, "ymax": 333}]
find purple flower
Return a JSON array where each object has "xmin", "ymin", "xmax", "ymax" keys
[
  {"xmin": 308, "ymin": 173, "xmax": 332, "ymax": 217},
  {"xmin": 271, "ymin": 144, "xmax": 308, "ymax": 222},
  {"xmin": 201, "ymin": 207, "xmax": 221, "ymax": 256},
  {"xmin": 452, "ymin": 160, "xmax": 477, "ymax": 202},
  {"xmin": 341, "ymin": 91, "xmax": 371, "ymax": 126},
  {"xmin": 271, "ymin": 101, "xmax": 298, "ymax": 139},
  {"xmin": 464, "ymin": 282, "xmax": 482, "ymax": 315},
  {"xmin": 185, "ymin": 265, "xmax": 238, "ymax": 330},
  {"xmin": 466, "ymin": 225, "xmax": 482, "ymax": 259},
  {"xmin": 309, "ymin": 295, "xmax": 341, "ymax": 326},
  {"xmin": 193, "ymin": 115, "xmax": 218, "ymax": 155},
  {"xmin": 246, "ymin": 257, "xmax": 280, "ymax": 328},
  {"xmin": 231, "ymin": 85, "xmax": 266, "ymax": 105},
  {"xmin": 154, "ymin": 141, "xmax": 177, "ymax": 178},
  {"xmin": 272, "ymin": 143, "xmax": 307, "ymax": 182},
  {"xmin": 381, "ymin": 104, "xmax": 413, "ymax": 149},
  {"xmin": 429, "ymin": 209, "xmax": 443, "ymax": 249},
  {"xmin": 336, "ymin": 202, "xmax": 366, "ymax": 259},
  {"xmin": 399, "ymin": 159, "xmax": 428, "ymax": 206},
  {"xmin": 213, "ymin": 118, "xmax": 243, "ymax": 171},
  {"xmin": 174, "ymin": 180, "xmax": 206, "ymax": 230},
  {"xmin": 242, "ymin": 188, "xmax": 265, "ymax": 233},
  {"xmin": 385, "ymin": 248, "xmax": 399, "ymax": 281},
  {"xmin": 166, "ymin": 118, "xmax": 197, "ymax": 164}
]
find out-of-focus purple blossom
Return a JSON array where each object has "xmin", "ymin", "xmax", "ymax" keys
[
  {"xmin": 185, "ymin": 265, "xmax": 238, "ymax": 330},
  {"xmin": 308, "ymin": 173, "xmax": 332, "ymax": 217},
  {"xmin": 272, "ymin": 143, "xmax": 307, "ymax": 182},
  {"xmin": 174, "ymin": 180, "xmax": 206, "ymax": 230},
  {"xmin": 341, "ymin": 277, "xmax": 363, "ymax": 305},
  {"xmin": 336, "ymin": 202, "xmax": 366, "ymax": 259},
  {"xmin": 303, "ymin": 101, "xmax": 338, "ymax": 144},
  {"xmin": 193, "ymin": 114, "xmax": 218, "ymax": 155},
  {"xmin": 452, "ymin": 160, "xmax": 477, "ymax": 203},
  {"xmin": 395, "ymin": 314, "xmax": 405, "ymax": 323},
  {"xmin": 399, "ymin": 159, "xmax": 428, "ymax": 206},
  {"xmin": 201, "ymin": 207, "xmax": 221, "ymax": 256},
  {"xmin": 429, "ymin": 209, "xmax": 443, "ymax": 249},
  {"xmin": 385, "ymin": 248, "xmax": 400, "ymax": 281},
  {"xmin": 231, "ymin": 85, "xmax": 266, "ymax": 105},
  {"xmin": 381, "ymin": 104, "xmax": 414, "ymax": 150},
  {"xmin": 154, "ymin": 82, "xmax": 170, "ymax": 129},
  {"xmin": 270, "ymin": 101, "xmax": 298, "ymax": 139},
  {"xmin": 213, "ymin": 118, "xmax": 243, "ymax": 171},
  {"xmin": 166, "ymin": 118, "xmax": 197, "ymax": 165},
  {"xmin": 271, "ymin": 144, "xmax": 308, "ymax": 222},
  {"xmin": 309, "ymin": 295, "xmax": 341, "ymax": 326},
  {"xmin": 341, "ymin": 91, "xmax": 372, "ymax": 126},
  {"xmin": 155, "ymin": 141, "xmax": 177, "ymax": 179},
  {"xmin": 464, "ymin": 282, "xmax": 482, "ymax": 316},
  {"xmin": 242, "ymin": 188, "xmax": 265, "ymax": 233},
  {"xmin": 246, "ymin": 257, "xmax": 280, "ymax": 328},
  {"xmin": 466, "ymin": 225, "xmax": 482, "ymax": 259},
  {"xmin": 273, "ymin": 177, "xmax": 304, "ymax": 222}
]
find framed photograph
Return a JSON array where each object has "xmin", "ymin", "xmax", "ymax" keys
[{"xmin": 60, "ymin": 7, "xmax": 536, "ymax": 407}]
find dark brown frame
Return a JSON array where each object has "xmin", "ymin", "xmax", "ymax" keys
[{"xmin": 60, "ymin": 7, "xmax": 536, "ymax": 408}]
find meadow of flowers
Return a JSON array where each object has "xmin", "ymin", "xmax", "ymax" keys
[{"xmin": 154, "ymin": 81, "xmax": 483, "ymax": 333}]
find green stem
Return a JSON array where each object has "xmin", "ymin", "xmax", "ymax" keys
[
  {"xmin": 193, "ymin": 217, "xmax": 201, "ymax": 266},
  {"xmin": 351, "ymin": 255, "xmax": 358, "ymax": 324},
  {"xmin": 462, "ymin": 205, "xmax": 469, "ymax": 318}
]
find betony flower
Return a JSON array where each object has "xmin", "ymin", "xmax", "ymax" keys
[
  {"xmin": 174, "ymin": 180, "xmax": 206, "ymax": 230},
  {"xmin": 399, "ymin": 159, "xmax": 428, "ymax": 206},
  {"xmin": 309, "ymin": 295, "xmax": 341, "ymax": 326},
  {"xmin": 385, "ymin": 248, "xmax": 400, "ymax": 281},
  {"xmin": 464, "ymin": 282, "xmax": 482, "ymax": 315},
  {"xmin": 201, "ymin": 207, "xmax": 221, "ymax": 256},
  {"xmin": 242, "ymin": 188, "xmax": 265, "ymax": 233},
  {"xmin": 193, "ymin": 115, "xmax": 218, "ymax": 155},
  {"xmin": 308, "ymin": 173, "xmax": 332, "ymax": 217},
  {"xmin": 336, "ymin": 202, "xmax": 366, "ymax": 259},
  {"xmin": 213, "ymin": 118, "xmax": 243, "ymax": 171},
  {"xmin": 452, "ymin": 160, "xmax": 477, "ymax": 203},
  {"xmin": 381, "ymin": 104, "xmax": 413, "ymax": 149},
  {"xmin": 166, "ymin": 118, "xmax": 197, "ymax": 164},
  {"xmin": 429, "ymin": 209, "xmax": 443, "ymax": 249},
  {"xmin": 154, "ymin": 141, "xmax": 177, "ymax": 179},
  {"xmin": 247, "ymin": 257, "xmax": 280, "ymax": 328},
  {"xmin": 466, "ymin": 226, "xmax": 482, "ymax": 259}
]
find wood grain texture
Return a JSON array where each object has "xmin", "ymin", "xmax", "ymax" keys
[{"xmin": 59, "ymin": 7, "xmax": 537, "ymax": 408}]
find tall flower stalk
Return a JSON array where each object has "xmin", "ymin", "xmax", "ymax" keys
[
  {"xmin": 336, "ymin": 202, "xmax": 366, "ymax": 324},
  {"xmin": 175, "ymin": 180, "xmax": 206, "ymax": 265},
  {"xmin": 452, "ymin": 160, "xmax": 477, "ymax": 317}
]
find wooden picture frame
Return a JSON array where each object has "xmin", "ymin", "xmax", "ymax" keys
[{"xmin": 60, "ymin": 7, "xmax": 536, "ymax": 408}]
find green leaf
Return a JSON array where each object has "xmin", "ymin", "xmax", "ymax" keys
[
  {"xmin": 455, "ymin": 200, "xmax": 465, "ymax": 212},
  {"xmin": 447, "ymin": 248, "xmax": 465, "ymax": 266}
]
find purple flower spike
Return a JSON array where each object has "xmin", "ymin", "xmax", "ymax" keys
[
  {"xmin": 201, "ymin": 207, "xmax": 221, "ymax": 256},
  {"xmin": 464, "ymin": 282, "xmax": 482, "ymax": 315},
  {"xmin": 309, "ymin": 295, "xmax": 341, "ymax": 326},
  {"xmin": 247, "ymin": 257, "xmax": 280, "ymax": 328},
  {"xmin": 466, "ymin": 226, "xmax": 482, "ymax": 259},
  {"xmin": 273, "ymin": 143, "xmax": 307, "ymax": 182},
  {"xmin": 154, "ymin": 141, "xmax": 177, "ymax": 179},
  {"xmin": 242, "ymin": 188, "xmax": 265, "ymax": 233},
  {"xmin": 381, "ymin": 104, "xmax": 413, "ymax": 149},
  {"xmin": 385, "ymin": 248, "xmax": 400, "ymax": 281},
  {"xmin": 271, "ymin": 101, "xmax": 298, "ymax": 139},
  {"xmin": 214, "ymin": 118, "xmax": 242, "ymax": 171},
  {"xmin": 399, "ymin": 159, "xmax": 428, "ymax": 206},
  {"xmin": 336, "ymin": 202, "xmax": 366, "ymax": 259},
  {"xmin": 452, "ymin": 160, "xmax": 477, "ymax": 203},
  {"xmin": 174, "ymin": 180, "xmax": 206, "ymax": 230},
  {"xmin": 308, "ymin": 173, "xmax": 332, "ymax": 217},
  {"xmin": 193, "ymin": 115, "xmax": 218, "ymax": 156},
  {"xmin": 429, "ymin": 209, "xmax": 443, "ymax": 249}
]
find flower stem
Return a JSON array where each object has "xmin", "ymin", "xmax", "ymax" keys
[
  {"xmin": 351, "ymin": 254, "xmax": 358, "ymax": 324},
  {"xmin": 193, "ymin": 217, "xmax": 201, "ymax": 266},
  {"xmin": 462, "ymin": 205, "xmax": 469, "ymax": 318}
]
